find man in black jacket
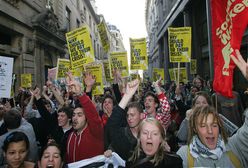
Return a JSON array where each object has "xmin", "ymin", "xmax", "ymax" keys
[{"xmin": 104, "ymin": 79, "xmax": 143, "ymax": 161}]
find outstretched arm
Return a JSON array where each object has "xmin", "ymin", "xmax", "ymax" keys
[
  {"xmin": 119, "ymin": 79, "xmax": 140, "ymax": 109},
  {"xmin": 83, "ymin": 71, "xmax": 95, "ymax": 100},
  {"xmin": 231, "ymin": 49, "xmax": 248, "ymax": 80}
]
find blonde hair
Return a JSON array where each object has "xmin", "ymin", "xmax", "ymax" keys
[
  {"xmin": 187, "ymin": 105, "xmax": 228, "ymax": 144},
  {"xmin": 129, "ymin": 117, "xmax": 168, "ymax": 166}
]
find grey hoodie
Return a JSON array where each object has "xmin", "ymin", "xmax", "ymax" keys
[{"xmin": 177, "ymin": 109, "xmax": 248, "ymax": 168}]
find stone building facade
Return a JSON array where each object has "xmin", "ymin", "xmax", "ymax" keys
[
  {"xmin": 145, "ymin": 0, "xmax": 248, "ymax": 94},
  {"xmin": 0, "ymin": 0, "xmax": 125, "ymax": 96}
]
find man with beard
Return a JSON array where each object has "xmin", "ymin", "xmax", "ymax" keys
[{"xmin": 65, "ymin": 72, "xmax": 104, "ymax": 163}]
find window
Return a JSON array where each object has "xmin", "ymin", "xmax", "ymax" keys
[
  {"xmin": 76, "ymin": 0, "xmax": 80, "ymax": 9},
  {"xmin": 89, "ymin": 15, "xmax": 92, "ymax": 28},
  {"xmin": 65, "ymin": 7, "xmax": 71, "ymax": 31},
  {"xmin": 76, "ymin": 19, "xmax": 80, "ymax": 28}
]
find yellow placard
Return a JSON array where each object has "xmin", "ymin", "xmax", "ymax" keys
[
  {"xmin": 56, "ymin": 59, "xmax": 71, "ymax": 79},
  {"xmin": 153, "ymin": 68, "xmax": 165, "ymax": 84},
  {"xmin": 66, "ymin": 26, "xmax": 95, "ymax": 69},
  {"xmin": 169, "ymin": 68, "xmax": 188, "ymax": 83},
  {"xmin": 168, "ymin": 27, "xmax": 191, "ymax": 62},
  {"xmin": 190, "ymin": 59, "xmax": 197, "ymax": 74},
  {"xmin": 84, "ymin": 63, "xmax": 104, "ymax": 96},
  {"xmin": 103, "ymin": 60, "xmax": 112, "ymax": 82},
  {"xmin": 130, "ymin": 73, "xmax": 141, "ymax": 80},
  {"xmin": 130, "ymin": 38, "xmax": 148, "ymax": 70},
  {"xmin": 21, "ymin": 74, "xmax": 32, "ymax": 88},
  {"xmin": 109, "ymin": 52, "xmax": 129, "ymax": 78},
  {"xmin": 56, "ymin": 58, "xmax": 82, "ymax": 79},
  {"xmin": 97, "ymin": 21, "xmax": 110, "ymax": 52}
]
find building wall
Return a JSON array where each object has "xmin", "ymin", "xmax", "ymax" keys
[
  {"xmin": 0, "ymin": 0, "xmax": 111, "ymax": 95},
  {"xmin": 145, "ymin": 0, "xmax": 248, "ymax": 106}
]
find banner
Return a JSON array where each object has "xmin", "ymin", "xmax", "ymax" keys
[
  {"xmin": 97, "ymin": 21, "xmax": 110, "ymax": 52},
  {"xmin": 0, "ymin": 56, "xmax": 13, "ymax": 98},
  {"xmin": 103, "ymin": 60, "xmax": 112, "ymax": 82},
  {"xmin": 109, "ymin": 52, "xmax": 129, "ymax": 78},
  {"xmin": 153, "ymin": 68, "xmax": 165, "ymax": 84},
  {"xmin": 84, "ymin": 62, "xmax": 104, "ymax": 96},
  {"xmin": 56, "ymin": 59, "xmax": 71, "ymax": 80},
  {"xmin": 130, "ymin": 38, "xmax": 148, "ymax": 70},
  {"xmin": 56, "ymin": 58, "xmax": 82, "ymax": 88},
  {"xmin": 168, "ymin": 27, "xmax": 191, "ymax": 62},
  {"xmin": 21, "ymin": 74, "xmax": 32, "ymax": 88},
  {"xmin": 67, "ymin": 152, "xmax": 125, "ymax": 168},
  {"xmin": 190, "ymin": 59, "xmax": 197, "ymax": 74},
  {"xmin": 211, "ymin": 0, "xmax": 248, "ymax": 98},
  {"xmin": 66, "ymin": 26, "xmax": 95, "ymax": 69},
  {"xmin": 169, "ymin": 68, "xmax": 188, "ymax": 83}
]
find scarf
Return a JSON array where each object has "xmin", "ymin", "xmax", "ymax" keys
[{"xmin": 190, "ymin": 135, "xmax": 226, "ymax": 160}]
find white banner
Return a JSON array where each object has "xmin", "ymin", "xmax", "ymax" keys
[
  {"xmin": 67, "ymin": 152, "xmax": 125, "ymax": 168},
  {"xmin": 0, "ymin": 56, "xmax": 14, "ymax": 98}
]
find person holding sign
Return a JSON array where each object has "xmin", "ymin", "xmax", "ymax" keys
[{"xmin": 65, "ymin": 72, "xmax": 104, "ymax": 163}]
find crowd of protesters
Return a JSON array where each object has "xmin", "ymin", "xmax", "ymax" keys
[{"xmin": 0, "ymin": 49, "xmax": 248, "ymax": 167}]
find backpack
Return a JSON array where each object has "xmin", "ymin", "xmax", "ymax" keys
[{"xmin": 187, "ymin": 147, "xmax": 242, "ymax": 168}]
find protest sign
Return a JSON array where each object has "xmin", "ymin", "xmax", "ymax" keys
[
  {"xmin": 130, "ymin": 38, "xmax": 148, "ymax": 70},
  {"xmin": 66, "ymin": 26, "xmax": 95, "ymax": 69},
  {"xmin": 211, "ymin": 0, "xmax": 248, "ymax": 98},
  {"xmin": 103, "ymin": 60, "xmax": 112, "ymax": 82},
  {"xmin": 109, "ymin": 52, "xmax": 129, "ymax": 78},
  {"xmin": 0, "ymin": 56, "xmax": 13, "ymax": 98},
  {"xmin": 168, "ymin": 27, "xmax": 191, "ymax": 62},
  {"xmin": 67, "ymin": 152, "xmax": 125, "ymax": 168},
  {"xmin": 153, "ymin": 68, "xmax": 165, "ymax": 84},
  {"xmin": 190, "ymin": 59, "xmax": 197, "ymax": 74},
  {"xmin": 169, "ymin": 68, "xmax": 188, "ymax": 83},
  {"xmin": 56, "ymin": 58, "xmax": 82, "ymax": 90},
  {"xmin": 84, "ymin": 62, "xmax": 104, "ymax": 96},
  {"xmin": 21, "ymin": 74, "xmax": 32, "ymax": 88},
  {"xmin": 97, "ymin": 21, "xmax": 110, "ymax": 52}
]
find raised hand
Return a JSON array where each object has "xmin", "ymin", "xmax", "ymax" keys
[
  {"xmin": 84, "ymin": 71, "xmax": 96, "ymax": 92},
  {"xmin": 153, "ymin": 76, "xmax": 163, "ymax": 94},
  {"xmin": 31, "ymin": 87, "xmax": 41, "ymax": 100},
  {"xmin": 118, "ymin": 79, "xmax": 140, "ymax": 109},
  {"xmin": 231, "ymin": 49, "xmax": 248, "ymax": 80},
  {"xmin": 113, "ymin": 68, "xmax": 122, "ymax": 84},
  {"xmin": 153, "ymin": 76, "xmax": 162, "ymax": 87},
  {"xmin": 66, "ymin": 72, "xmax": 82, "ymax": 95},
  {"xmin": 125, "ymin": 79, "xmax": 140, "ymax": 97}
]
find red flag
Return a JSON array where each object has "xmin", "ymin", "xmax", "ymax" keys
[{"xmin": 211, "ymin": 0, "xmax": 248, "ymax": 98}]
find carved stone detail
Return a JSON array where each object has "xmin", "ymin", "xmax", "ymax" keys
[
  {"xmin": 3, "ymin": 0, "xmax": 20, "ymax": 8},
  {"xmin": 31, "ymin": 9, "xmax": 65, "ymax": 39}
]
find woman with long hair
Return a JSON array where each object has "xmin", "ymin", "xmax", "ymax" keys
[{"xmin": 126, "ymin": 117, "xmax": 182, "ymax": 168}]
